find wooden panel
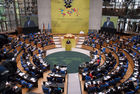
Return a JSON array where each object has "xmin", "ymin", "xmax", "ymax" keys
[
  {"xmin": 81, "ymin": 45, "xmax": 94, "ymax": 51},
  {"xmin": 44, "ymin": 45, "xmax": 56, "ymax": 50}
]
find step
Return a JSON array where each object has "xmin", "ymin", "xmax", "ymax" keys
[
  {"xmin": 55, "ymin": 45, "xmax": 62, "ymax": 48},
  {"xmin": 77, "ymin": 41, "xmax": 83, "ymax": 45},
  {"xmin": 79, "ymin": 37, "xmax": 85, "ymax": 39},
  {"xmin": 68, "ymin": 73, "xmax": 81, "ymax": 94},
  {"xmin": 76, "ymin": 45, "xmax": 82, "ymax": 48},
  {"xmin": 53, "ymin": 39, "xmax": 60, "ymax": 41},
  {"xmin": 53, "ymin": 37, "xmax": 60, "ymax": 39},
  {"xmin": 54, "ymin": 42, "xmax": 61, "ymax": 45},
  {"xmin": 78, "ymin": 40, "xmax": 84, "ymax": 42}
]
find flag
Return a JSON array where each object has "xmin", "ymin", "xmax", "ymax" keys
[{"xmin": 43, "ymin": 23, "xmax": 45, "ymax": 32}]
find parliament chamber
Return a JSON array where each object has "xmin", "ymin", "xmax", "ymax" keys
[{"xmin": 0, "ymin": 0, "xmax": 140, "ymax": 94}]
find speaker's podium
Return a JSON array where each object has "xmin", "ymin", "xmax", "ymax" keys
[
  {"xmin": 66, "ymin": 40, "xmax": 72, "ymax": 51},
  {"xmin": 64, "ymin": 34, "xmax": 75, "ymax": 51}
]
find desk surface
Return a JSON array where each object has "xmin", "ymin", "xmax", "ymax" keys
[{"xmin": 43, "ymin": 81, "xmax": 64, "ymax": 89}]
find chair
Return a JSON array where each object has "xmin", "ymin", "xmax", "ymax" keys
[
  {"xmin": 95, "ymin": 50, "xmax": 98, "ymax": 55},
  {"xmin": 100, "ymin": 84, "xmax": 106, "ymax": 91},
  {"xmin": 4, "ymin": 48, "xmax": 6, "ymax": 52},
  {"xmin": 20, "ymin": 80, "xmax": 27, "ymax": 87},
  {"xmin": 114, "ymin": 78, "xmax": 121, "ymax": 82},
  {"xmin": 31, "ymin": 72, "xmax": 35, "ymax": 76},
  {"xmin": 92, "ymin": 39, "xmax": 95, "ymax": 43},
  {"xmin": 99, "ymin": 55, "xmax": 101, "ymax": 60},
  {"xmin": 84, "ymin": 68, "xmax": 88, "ymax": 72},
  {"xmin": 52, "ymin": 69, "xmax": 56, "ymax": 73},
  {"xmin": 54, "ymin": 88, "xmax": 62, "ymax": 94},
  {"xmin": 14, "ymin": 49, "xmax": 17, "ymax": 53},
  {"xmin": 85, "ymin": 75, "xmax": 91, "ymax": 81},
  {"xmin": 134, "ymin": 52, "xmax": 137, "ymax": 56},
  {"xmin": 24, "ymin": 67, "xmax": 29, "ymax": 71},
  {"xmin": 133, "ymin": 45, "xmax": 136, "ymax": 49},
  {"xmin": 135, "ymin": 85, "xmax": 139, "ymax": 91},
  {"xmin": 27, "ymin": 83, "xmax": 33, "ymax": 89},
  {"xmin": 88, "ymin": 86, "xmax": 96, "ymax": 92},
  {"xmin": 19, "ymin": 41, "xmax": 22, "ymax": 45},
  {"xmin": 38, "ymin": 49, "xmax": 41, "ymax": 54},
  {"xmin": 47, "ymin": 77, "xmax": 53, "ymax": 82},
  {"xmin": 126, "ymin": 91, "xmax": 135, "ymax": 94},
  {"xmin": 102, "ymin": 48, "xmax": 106, "ymax": 53},
  {"xmin": 113, "ymin": 47, "xmax": 116, "ymax": 51},
  {"xmin": 42, "ymin": 87, "xmax": 51, "ymax": 94},
  {"xmin": 109, "ymin": 80, "xmax": 115, "ymax": 85},
  {"xmin": 56, "ymin": 78, "xmax": 63, "ymax": 83},
  {"xmin": 60, "ymin": 70, "xmax": 65, "ymax": 74},
  {"xmin": 137, "ymin": 47, "xmax": 140, "ymax": 51}
]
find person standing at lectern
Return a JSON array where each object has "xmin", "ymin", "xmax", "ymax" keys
[
  {"xmin": 103, "ymin": 17, "xmax": 115, "ymax": 29},
  {"xmin": 24, "ymin": 16, "xmax": 36, "ymax": 28},
  {"xmin": 66, "ymin": 39, "xmax": 71, "ymax": 44}
]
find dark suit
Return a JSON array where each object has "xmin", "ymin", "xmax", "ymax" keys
[
  {"xmin": 103, "ymin": 21, "xmax": 115, "ymax": 28},
  {"xmin": 66, "ymin": 40, "xmax": 71, "ymax": 44},
  {"xmin": 24, "ymin": 20, "xmax": 36, "ymax": 28}
]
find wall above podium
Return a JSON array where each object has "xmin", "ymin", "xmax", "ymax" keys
[
  {"xmin": 38, "ymin": 0, "xmax": 102, "ymax": 33},
  {"xmin": 51, "ymin": 0, "xmax": 89, "ymax": 34}
]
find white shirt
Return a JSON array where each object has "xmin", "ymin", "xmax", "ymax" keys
[
  {"xmin": 107, "ymin": 21, "xmax": 110, "ymax": 27},
  {"xmin": 28, "ymin": 20, "xmax": 31, "ymax": 26}
]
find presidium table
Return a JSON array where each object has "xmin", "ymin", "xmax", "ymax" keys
[{"xmin": 62, "ymin": 34, "xmax": 76, "ymax": 51}]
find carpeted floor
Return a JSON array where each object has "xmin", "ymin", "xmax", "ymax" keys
[{"xmin": 44, "ymin": 51, "xmax": 90, "ymax": 73}]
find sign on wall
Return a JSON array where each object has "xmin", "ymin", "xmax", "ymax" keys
[{"xmin": 51, "ymin": 0, "xmax": 90, "ymax": 34}]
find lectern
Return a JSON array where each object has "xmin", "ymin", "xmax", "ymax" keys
[{"xmin": 65, "ymin": 40, "xmax": 72, "ymax": 51}]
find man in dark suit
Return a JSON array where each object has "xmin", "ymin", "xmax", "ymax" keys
[
  {"xmin": 24, "ymin": 16, "xmax": 36, "ymax": 28},
  {"xmin": 103, "ymin": 17, "xmax": 115, "ymax": 29},
  {"xmin": 66, "ymin": 39, "xmax": 71, "ymax": 44}
]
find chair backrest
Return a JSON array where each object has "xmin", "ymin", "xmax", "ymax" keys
[
  {"xmin": 85, "ymin": 76, "xmax": 91, "ymax": 81},
  {"xmin": 4, "ymin": 48, "xmax": 6, "ymax": 52},
  {"xmin": 60, "ymin": 70, "xmax": 65, "ymax": 74},
  {"xmin": 27, "ymin": 83, "xmax": 33, "ymax": 89},
  {"xmin": 47, "ymin": 77, "xmax": 53, "ymax": 82},
  {"xmin": 84, "ymin": 68, "xmax": 88, "ymax": 72},
  {"xmin": 113, "ymin": 47, "xmax": 116, "ymax": 51},
  {"xmin": 126, "ymin": 91, "xmax": 135, "ymax": 94},
  {"xmin": 56, "ymin": 78, "xmax": 63, "ymax": 83},
  {"xmin": 102, "ymin": 48, "xmax": 106, "ymax": 52},
  {"xmin": 42, "ymin": 87, "xmax": 50, "ymax": 94}
]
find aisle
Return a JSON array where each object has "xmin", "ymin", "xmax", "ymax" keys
[{"xmin": 68, "ymin": 73, "xmax": 81, "ymax": 94}]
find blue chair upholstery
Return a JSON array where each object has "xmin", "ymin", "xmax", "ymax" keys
[
  {"xmin": 42, "ymin": 87, "xmax": 51, "ymax": 94},
  {"xmin": 19, "ymin": 41, "xmax": 22, "ymax": 45},
  {"xmin": 27, "ymin": 83, "xmax": 33, "ymax": 89},
  {"xmin": 88, "ymin": 86, "xmax": 96, "ymax": 92},
  {"xmin": 38, "ymin": 50, "xmax": 41, "ymax": 54},
  {"xmin": 113, "ymin": 47, "xmax": 116, "ymax": 51},
  {"xmin": 102, "ymin": 48, "xmax": 106, "ymax": 53},
  {"xmin": 133, "ymin": 45, "xmax": 136, "ymax": 49},
  {"xmin": 56, "ymin": 78, "xmax": 63, "ymax": 83},
  {"xmin": 114, "ymin": 78, "xmax": 121, "ymax": 82},
  {"xmin": 20, "ymin": 80, "xmax": 27, "ymax": 85},
  {"xmin": 134, "ymin": 52, "xmax": 137, "ymax": 56},
  {"xmin": 137, "ymin": 47, "xmax": 140, "ymax": 51},
  {"xmin": 60, "ymin": 70, "xmax": 65, "ymax": 74},
  {"xmin": 52, "ymin": 69, "xmax": 56, "ymax": 73},
  {"xmin": 95, "ymin": 50, "xmax": 98, "ymax": 55},
  {"xmin": 84, "ymin": 68, "xmax": 88, "ymax": 72},
  {"xmin": 85, "ymin": 76, "xmax": 91, "ymax": 81},
  {"xmin": 126, "ymin": 91, "xmax": 135, "ymax": 94},
  {"xmin": 47, "ymin": 77, "xmax": 53, "ymax": 82},
  {"xmin": 4, "ymin": 48, "xmax": 6, "ymax": 52},
  {"xmin": 92, "ymin": 39, "xmax": 95, "ymax": 43},
  {"xmin": 54, "ymin": 87, "xmax": 61, "ymax": 94},
  {"xmin": 135, "ymin": 85, "xmax": 139, "ymax": 91}
]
